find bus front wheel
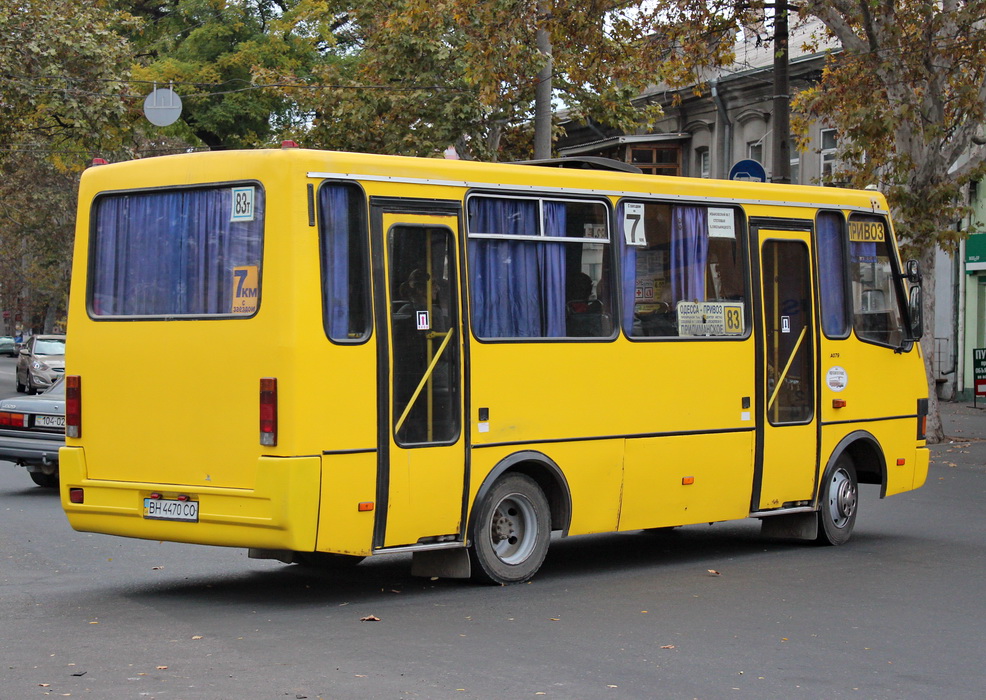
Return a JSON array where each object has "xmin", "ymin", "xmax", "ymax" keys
[
  {"xmin": 816, "ymin": 456, "xmax": 858, "ymax": 546},
  {"xmin": 469, "ymin": 473, "xmax": 550, "ymax": 584}
]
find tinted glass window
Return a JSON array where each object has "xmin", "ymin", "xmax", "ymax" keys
[
  {"xmin": 318, "ymin": 183, "xmax": 370, "ymax": 342},
  {"xmin": 620, "ymin": 201, "xmax": 747, "ymax": 338},
  {"xmin": 91, "ymin": 186, "xmax": 264, "ymax": 317},
  {"xmin": 816, "ymin": 211, "xmax": 850, "ymax": 338},
  {"xmin": 467, "ymin": 196, "xmax": 613, "ymax": 339}
]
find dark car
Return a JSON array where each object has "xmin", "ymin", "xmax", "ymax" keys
[
  {"xmin": 0, "ymin": 378, "xmax": 64, "ymax": 487},
  {"xmin": 0, "ymin": 336, "xmax": 16, "ymax": 356}
]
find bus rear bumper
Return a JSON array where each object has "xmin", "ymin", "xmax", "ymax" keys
[{"xmin": 58, "ymin": 447, "xmax": 319, "ymax": 552}]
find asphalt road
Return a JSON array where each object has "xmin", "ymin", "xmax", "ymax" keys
[{"xmin": 1, "ymin": 366, "xmax": 985, "ymax": 698}]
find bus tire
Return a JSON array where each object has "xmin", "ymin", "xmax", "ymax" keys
[
  {"xmin": 469, "ymin": 473, "xmax": 550, "ymax": 585},
  {"xmin": 816, "ymin": 455, "xmax": 858, "ymax": 546}
]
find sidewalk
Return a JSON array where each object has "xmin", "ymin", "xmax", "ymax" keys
[{"xmin": 933, "ymin": 400, "xmax": 986, "ymax": 471}]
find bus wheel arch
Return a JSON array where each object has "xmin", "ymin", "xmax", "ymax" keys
[
  {"xmin": 827, "ymin": 431, "xmax": 887, "ymax": 497},
  {"xmin": 466, "ymin": 452, "xmax": 573, "ymax": 584}
]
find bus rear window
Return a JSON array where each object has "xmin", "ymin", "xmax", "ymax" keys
[{"xmin": 90, "ymin": 185, "xmax": 264, "ymax": 317}]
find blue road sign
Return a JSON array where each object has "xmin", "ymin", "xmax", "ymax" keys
[{"xmin": 729, "ymin": 159, "xmax": 767, "ymax": 182}]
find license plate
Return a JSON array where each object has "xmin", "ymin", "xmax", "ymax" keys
[
  {"xmin": 35, "ymin": 415, "xmax": 65, "ymax": 429},
  {"xmin": 143, "ymin": 498, "xmax": 199, "ymax": 522}
]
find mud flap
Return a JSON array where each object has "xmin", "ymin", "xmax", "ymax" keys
[
  {"xmin": 759, "ymin": 512, "xmax": 819, "ymax": 540},
  {"xmin": 411, "ymin": 547, "xmax": 471, "ymax": 579}
]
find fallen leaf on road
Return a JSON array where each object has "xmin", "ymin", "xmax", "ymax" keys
[
  {"xmin": 156, "ymin": 666, "xmax": 169, "ymax": 670},
  {"xmin": 360, "ymin": 615, "xmax": 380, "ymax": 622},
  {"xmin": 708, "ymin": 569, "xmax": 721, "ymax": 576},
  {"xmin": 661, "ymin": 645, "xmax": 676, "ymax": 649}
]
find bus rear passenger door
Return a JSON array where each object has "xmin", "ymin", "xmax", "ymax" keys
[
  {"xmin": 755, "ymin": 230, "xmax": 818, "ymax": 510},
  {"xmin": 375, "ymin": 211, "xmax": 466, "ymax": 549}
]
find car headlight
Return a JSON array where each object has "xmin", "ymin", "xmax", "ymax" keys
[{"xmin": 31, "ymin": 360, "xmax": 50, "ymax": 371}]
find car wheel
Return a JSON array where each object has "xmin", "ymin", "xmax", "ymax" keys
[{"xmin": 29, "ymin": 471, "xmax": 58, "ymax": 488}]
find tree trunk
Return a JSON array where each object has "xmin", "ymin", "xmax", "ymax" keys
[{"xmin": 533, "ymin": 3, "xmax": 552, "ymax": 160}]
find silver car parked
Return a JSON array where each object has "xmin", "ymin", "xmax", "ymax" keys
[
  {"xmin": 0, "ymin": 378, "xmax": 65, "ymax": 487},
  {"xmin": 16, "ymin": 334, "xmax": 66, "ymax": 394}
]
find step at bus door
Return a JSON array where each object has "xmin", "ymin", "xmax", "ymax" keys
[
  {"xmin": 373, "ymin": 207, "xmax": 466, "ymax": 550},
  {"xmin": 753, "ymin": 228, "xmax": 819, "ymax": 510}
]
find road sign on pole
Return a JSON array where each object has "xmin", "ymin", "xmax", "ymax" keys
[{"xmin": 729, "ymin": 159, "xmax": 767, "ymax": 182}]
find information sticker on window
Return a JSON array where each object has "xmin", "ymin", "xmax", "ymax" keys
[
  {"xmin": 623, "ymin": 202, "xmax": 647, "ymax": 247},
  {"xmin": 231, "ymin": 186, "xmax": 255, "ymax": 222},
  {"xmin": 676, "ymin": 301, "xmax": 745, "ymax": 337},
  {"xmin": 231, "ymin": 265, "xmax": 259, "ymax": 314},
  {"xmin": 708, "ymin": 207, "xmax": 736, "ymax": 239}
]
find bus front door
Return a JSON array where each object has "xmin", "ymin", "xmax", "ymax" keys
[
  {"xmin": 375, "ymin": 211, "xmax": 466, "ymax": 549},
  {"xmin": 755, "ymin": 229, "xmax": 819, "ymax": 510}
]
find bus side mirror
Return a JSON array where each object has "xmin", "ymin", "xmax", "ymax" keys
[
  {"xmin": 907, "ymin": 284, "xmax": 924, "ymax": 340},
  {"xmin": 904, "ymin": 259, "xmax": 921, "ymax": 284}
]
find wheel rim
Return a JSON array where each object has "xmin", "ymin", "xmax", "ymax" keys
[
  {"xmin": 487, "ymin": 492, "xmax": 538, "ymax": 565},
  {"xmin": 827, "ymin": 467, "xmax": 857, "ymax": 529}
]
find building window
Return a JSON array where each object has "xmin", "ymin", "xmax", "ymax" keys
[
  {"xmin": 629, "ymin": 146, "xmax": 681, "ymax": 176},
  {"xmin": 821, "ymin": 129, "xmax": 838, "ymax": 181},
  {"xmin": 697, "ymin": 149, "xmax": 711, "ymax": 179},
  {"xmin": 747, "ymin": 140, "xmax": 764, "ymax": 163},
  {"xmin": 790, "ymin": 157, "xmax": 800, "ymax": 184}
]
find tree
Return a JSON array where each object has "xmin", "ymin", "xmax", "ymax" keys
[
  {"xmin": 789, "ymin": 0, "xmax": 986, "ymax": 442},
  {"xmin": 259, "ymin": 1, "xmax": 689, "ymax": 161},
  {"xmin": 119, "ymin": 0, "xmax": 330, "ymax": 150},
  {"xmin": 0, "ymin": 0, "xmax": 136, "ymax": 330}
]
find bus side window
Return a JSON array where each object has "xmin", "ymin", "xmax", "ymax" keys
[
  {"xmin": 620, "ymin": 201, "xmax": 747, "ymax": 338},
  {"xmin": 467, "ymin": 196, "xmax": 614, "ymax": 340},
  {"xmin": 318, "ymin": 182, "xmax": 370, "ymax": 342}
]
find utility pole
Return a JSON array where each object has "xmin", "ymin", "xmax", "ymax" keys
[
  {"xmin": 534, "ymin": 2, "xmax": 552, "ymax": 160},
  {"xmin": 771, "ymin": 2, "xmax": 791, "ymax": 184}
]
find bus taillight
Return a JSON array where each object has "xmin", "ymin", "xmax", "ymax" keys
[
  {"xmin": 260, "ymin": 378, "xmax": 277, "ymax": 446},
  {"xmin": 66, "ymin": 375, "xmax": 81, "ymax": 438}
]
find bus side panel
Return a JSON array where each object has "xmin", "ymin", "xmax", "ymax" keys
[
  {"xmin": 317, "ymin": 452, "xmax": 377, "ymax": 556},
  {"xmin": 818, "ymin": 337, "xmax": 928, "ymax": 497},
  {"xmin": 819, "ymin": 419, "xmax": 928, "ymax": 498},
  {"xmin": 468, "ymin": 441, "xmax": 624, "ymax": 537},
  {"xmin": 619, "ymin": 432, "xmax": 755, "ymax": 531},
  {"xmin": 61, "ymin": 448, "xmax": 320, "ymax": 550}
]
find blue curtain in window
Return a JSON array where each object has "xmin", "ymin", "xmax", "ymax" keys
[
  {"xmin": 817, "ymin": 212, "xmax": 849, "ymax": 335},
  {"xmin": 542, "ymin": 202, "xmax": 567, "ymax": 337},
  {"xmin": 468, "ymin": 198, "xmax": 542, "ymax": 337},
  {"xmin": 319, "ymin": 185, "xmax": 353, "ymax": 339},
  {"xmin": 92, "ymin": 188, "xmax": 263, "ymax": 316},
  {"xmin": 670, "ymin": 205, "xmax": 708, "ymax": 303}
]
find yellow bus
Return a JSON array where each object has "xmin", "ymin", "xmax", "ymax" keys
[{"xmin": 60, "ymin": 147, "xmax": 929, "ymax": 584}]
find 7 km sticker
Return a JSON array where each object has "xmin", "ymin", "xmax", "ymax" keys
[{"xmin": 231, "ymin": 265, "xmax": 259, "ymax": 314}]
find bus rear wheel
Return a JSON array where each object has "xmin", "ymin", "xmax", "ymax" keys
[
  {"xmin": 816, "ymin": 455, "xmax": 858, "ymax": 546},
  {"xmin": 469, "ymin": 473, "xmax": 550, "ymax": 584}
]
